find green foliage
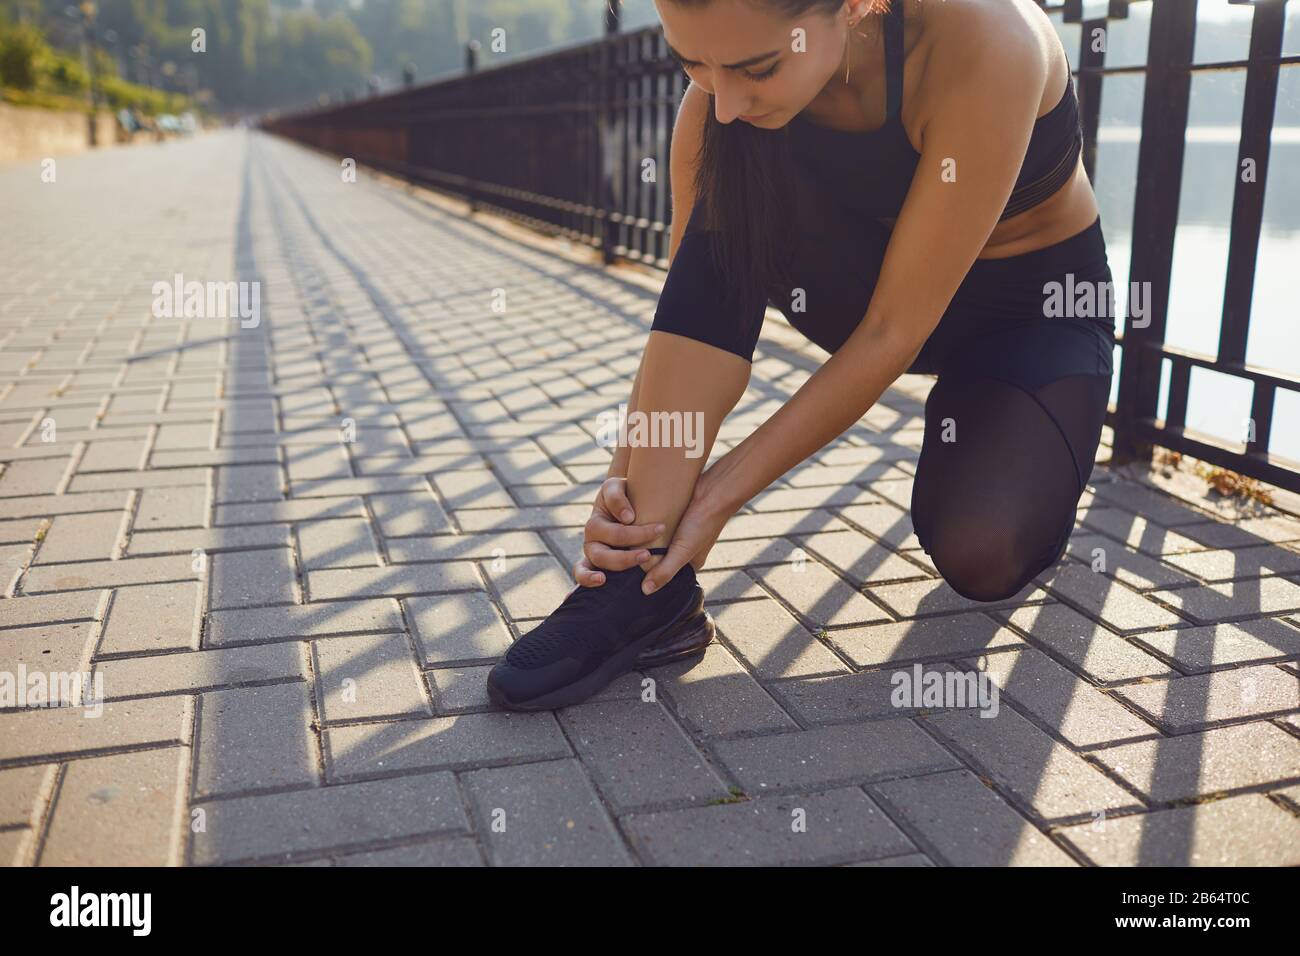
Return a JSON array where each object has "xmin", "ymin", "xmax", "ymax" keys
[
  {"xmin": 3, "ymin": 1, "xmax": 653, "ymax": 111},
  {"xmin": 0, "ymin": 20, "xmax": 46, "ymax": 89}
]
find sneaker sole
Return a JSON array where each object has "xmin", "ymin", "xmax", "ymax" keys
[
  {"xmin": 486, "ymin": 593, "xmax": 702, "ymax": 712},
  {"xmin": 634, "ymin": 610, "xmax": 715, "ymax": 668}
]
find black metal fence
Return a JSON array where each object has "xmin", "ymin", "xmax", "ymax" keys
[{"xmin": 262, "ymin": 0, "xmax": 1300, "ymax": 494}]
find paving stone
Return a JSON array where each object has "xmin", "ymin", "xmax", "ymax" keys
[
  {"xmin": 313, "ymin": 633, "xmax": 429, "ymax": 721},
  {"xmin": 1034, "ymin": 564, "xmax": 1185, "ymax": 632},
  {"xmin": 0, "ymin": 458, "xmax": 72, "ymax": 497},
  {"xmin": 1146, "ymin": 576, "xmax": 1300, "ymax": 624},
  {"xmin": 134, "ymin": 486, "xmax": 208, "ymax": 530},
  {"xmin": 76, "ymin": 439, "xmax": 149, "ymax": 472},
  {"xmin": 710, "ymin": 597, "xmax": 849, "ymax": 679},
  {"xmin": 1064, "ymin": 532, "xmax": 1201, "ymax": 590},
  {"xmin": 460, "ymin": 759, "xmax": 631, "ymax": 866},
  {"xmin": 870, "ymin": 769, "xmax": 1077, "ymax": 865},
  {"xmin": 194, "ymin": 683, "xmax": 316, "ymax": 797},
  {"xmin": 698, "ymin": 567, "xmax": 769, "ymax": 603},
  {"xmin": 646, "ymin": 643, "xmax": 798, "ymax": 737},
  {"xmin": 866, "ymin": 575, "xmax": 1051, "ymax": 618},
  {"xmin": 711, "ymin": 718, "xmax": 958, "ymax": 793},
  {"xmin": 96, "ymin": 643, "xmax": 305, "ymax": 699},
  {"xmin": 22, "ymin": 555, "xmax": 197, "ymax": 594},
  {"xmin": 68, "ymin": 467, "xmax": 210, "ymax": 493},
  {"xmin": 484, "ymin": 553, "xmax": 573, "ymax": 620},
  {"xmin": 152, "ymin": 423, "xmax": 218, "ymax": 452},
  {"xmin": 623, "ymin": 787, "xmax": 915, "ymax": 866},
  {"xmin": 296, "ymin": 518, "xmax": 381, "ymax": 569},
  {"xmin": 0, "ymin": 491, "xmax": 132, "ymax": 520},
  {"xmin": 334, "ymin": 837, "xmax": 483, "ymax": 866},
  {"xmin": 924, "ymin": 705, "xmax": 1142, "ymax": 824},
  {"xmin": 1113, "ymin": 665, "xmax": 1300, "ymax": 732},
  {"xmin": 426, "ymin": 664, "xmax": 498, "ymax": 712},
  {"xmin": 751, "ymin": 558, "xmax": 893, "ymax": 628},
  {"xmin": 768, "ymin": 670, "xmax": 933, "ymax": 724},
  {"xmin": 0, "ymin": 590, "xmax": 105, "ymax": 630},
  {"xmin": 205, "ymin": 599, "xmax": 404, "ymax": 646},
  {"xmin": 190, "ymin": 772, "xmax": 468, "ymax": 865},
  {"xmin": 324, "ymin": 711, "xmax": 571, "ymax": 781},
  {"xmin": 209, "ymin": 548, "xmax": 298, "ymax": 608},
  {"xmin": 835, "ymin": 502, "xmax": 922, "ymax": 549},
  {"xmin": 213, "ymin": 464, "xmax": 284, "ymax": 503},
  {"xmin": 35, "ymin": 511, "xmax": 126, "ymax": 563},
  {"xmin": 308, "ymin": 563, "xmax": 482, "ymax": 600},
  {"xmin": 0, "ymin": 518, "xmax": 45, "ymax": 545},
  {"xmin": 849, "ymin": 852, "xmax": 935, "ymax": 866},
  {"xmin": 558, "ymin": 699, "xmax": 732, "ymax": 811},
  {"xmin": 40, "ymin": 747, "xmax": 187, "ymax": 866},
  {"xmin": 385, "ymin": 530, "xmax": 549, "ymax": 564},
  {"xmin": 826, "ymin": 612, "xmax": 1026, "ymax": 668},
  {"xmin": 1163, "ymin": 542, "xmax": 1300, "ymax": 583},
  {"xmin": 0, "ymin": 695, "xmax": 191, "ymax": 762},
  {"xmin": 958, "ymin": 648, "xmax": 1160, "ymax": 748},
  {"xmin": 0, "ymin": 763, "xmax": 56, "ymax": 828},
  {"xmin": 0, "ymin": 622, "xmax": 97, "ymax": 702},
  {"xmin": 126, "ymin": 525, "xmax": 291, "ymax": 557},
  {"xmin": 992, "ymin": 603, "xmax": 1175, "ymax": 684},
  {"xmin": 1079, "ymin": 507, "xmax": 1207, "ymax": 556},
  {"xmin": 100, "ymin": 581, "xmax": 201, "ymax": 654},
  {"xmin": 368, "ymin": 491, "xmax": 456, "ymax": 537},
  {"xmin": 1132, "ymin": 618, "xmax": 1300, "ymax": 673},
  {"xmin": 1057, "ymin": 795, "xmax": 1300, "ymax": 865},
  {"xmin": 790, "ymin": 528, "xmax": 931, "ymax": 585},
  {"xmin": 215, "ymin": 496, "xmax": 365, "ymax": 525},
  {"xmin": 405, "ymin": 592, "xmax": 512, "ymax": 665},
  {"xmin": 427, "ymin": 468, "xmax": 513, "ymax": 509},
  {"xmin": 1090, "ymin": 721, "xmax": 1300, "ymax": 802}
]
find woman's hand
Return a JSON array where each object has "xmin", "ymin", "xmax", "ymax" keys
[
  {"xmin": 573, "ymin": 476, "xmax": 666, "ymax": 587},
  {"xmin": 638, "ymin": 480, "xmax": 736, "ymax": 596}
]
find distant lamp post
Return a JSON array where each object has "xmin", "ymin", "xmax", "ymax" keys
[{"xmin": 64, "ymin": 2, "xmax": 100, "ymax": 144}]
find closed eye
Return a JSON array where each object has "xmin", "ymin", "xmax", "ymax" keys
[{"xmin": 670, "ymin": 51, "xmax": 781, "ymax": 82}]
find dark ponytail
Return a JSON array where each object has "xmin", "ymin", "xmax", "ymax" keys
[{"xmin": 668, "ymin": 0, "xmax": 892, "ymax": 303}]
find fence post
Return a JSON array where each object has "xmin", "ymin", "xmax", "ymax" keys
[
  {"xmin": 466, "ymin": 39, "xmax": 480, "ymax": 214},
  {"xmin": 598, "ymin": 3, "xmax": 622, "ymax": 264},
  {"xmin": 1110, "ymin": 0, "xmax": 1196, "ymax": 469}
]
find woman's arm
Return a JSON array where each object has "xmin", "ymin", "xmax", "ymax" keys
[{"xmin": 643, "ymin": 15, "xmax": 1049, "ymax": 591}]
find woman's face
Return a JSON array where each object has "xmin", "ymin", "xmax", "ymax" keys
[{"xmin": 654, "ymin": 0, "xmax": 851, "ymax": 127}]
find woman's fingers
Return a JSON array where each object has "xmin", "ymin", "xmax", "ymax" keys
[
  {"xmin": 573, "ymin": 556, "xmax": 607, "ymax": 587},
  {"xmin": 583, "ymin": 540, "xmax": 652, "ymax": 573},
  {"xmin": 600, "ymin": 476, "xmax": 637, "ymax": 525},
  {"xmin": 583, "ymin": 513, "xmax": 665, "ymax": 551}
]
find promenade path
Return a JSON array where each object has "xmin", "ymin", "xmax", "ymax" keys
[{"xmin": 1, "ymin": 129, "xmax": 1297, "ymax": 866}]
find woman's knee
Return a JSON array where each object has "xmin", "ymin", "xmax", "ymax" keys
[{"xmin": 922, "ymin": 519, "xmax": 1064, "ymax": 603}]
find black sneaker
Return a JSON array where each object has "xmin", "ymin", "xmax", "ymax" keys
[{"xmin": 486, "ymin": 547, "xmax": 709, "ymax": 711}]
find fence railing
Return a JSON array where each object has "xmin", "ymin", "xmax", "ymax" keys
[{"xmin": 262, "ymin": 0, "xmax": 1300, "ymax": 495}]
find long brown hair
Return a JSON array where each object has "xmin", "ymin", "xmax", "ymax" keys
[{"xmin": 664, "ymin": 0, "xmax": 892, "ymax": 303}]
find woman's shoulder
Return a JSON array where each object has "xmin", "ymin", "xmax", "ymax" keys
[{"xmin": 908, "ymin": 0, "xmax": 1060, "ymax": 140}]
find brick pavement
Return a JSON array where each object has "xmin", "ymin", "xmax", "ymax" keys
[{"xmin": 1, "ymin": 130, "xmax": 1297, "ymax": 866}]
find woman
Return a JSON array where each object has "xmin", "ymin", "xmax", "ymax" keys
[{"xmin": 487, "ymin": 0, "xmax": 1116, "ymax": 711}]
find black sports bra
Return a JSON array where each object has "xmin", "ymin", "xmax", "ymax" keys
[{"xmin": 787, "ymin": 0, "xmax": 1083, "ymax": 223}]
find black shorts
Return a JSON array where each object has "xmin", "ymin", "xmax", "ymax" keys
[{"xmin": 652, "ymin": 201, "xmax": 1118, "ymax": 395}]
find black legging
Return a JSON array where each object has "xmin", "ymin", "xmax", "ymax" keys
[{"xmin": 651, "ymin": 201, "xmax": 1117, "ymax": 602}]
